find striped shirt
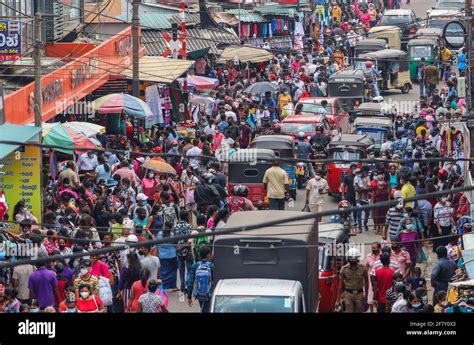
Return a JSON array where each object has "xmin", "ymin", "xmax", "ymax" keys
[{"xmin": 385, "ymin": 207, "xmax": 405, "ymax": 241}]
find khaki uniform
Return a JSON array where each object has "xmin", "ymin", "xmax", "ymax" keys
[{"xmin": 340, "ymin": 263, "xmax": 367, "ymax": 313}]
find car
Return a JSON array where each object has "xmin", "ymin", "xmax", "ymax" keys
[
  {"xmin": 434, "ymin": 0, "xmax": 464, "ymax": 10},
  {"xmin": 380, "ymin": 9, "xmax": 422, "ymax": 46},
  {"xmin": 293, "ymin": 97, "xmax": 349, "ymax": 133},
  {"xmin": 280, "ymin": 114, "xmax": 333, "ymax": 141}
]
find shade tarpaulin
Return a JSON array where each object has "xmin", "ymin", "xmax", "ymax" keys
[
  {"xmin": 216, "ymin": 46, "xmax": 274, "ymax": 64},
  {"xmin": 0, "ymin": 124, "xmax": 42, "ymax": 160},
  {"xmin": 121, "ymin": 56, "xmax": 194, "ymax": 84}
]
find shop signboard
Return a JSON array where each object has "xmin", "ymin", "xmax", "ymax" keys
[
  {"xmin": 0, "ymin": 144, "xmax": 41, "ymax": 233},
  {"xmin": 0, "ymin": 20, "xmax": 21, "ymax": 61}
]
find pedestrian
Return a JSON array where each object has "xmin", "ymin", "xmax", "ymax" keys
[
  {"xmin": 305, "ymin": 170, "xmax": 329, "ymax": 218},
  {"xmin": 137, "ymin": 279, "xmax": 167, "ymax": 313},
  {"xmin": 76, "ymin": 283, "xmax": 105, "ymax": 313},
  {"xmin": 354, "ymin": 167, "xmax": 371, "ymax": 232},
  {"xmin": 373, "ymin": 253, "xmax": 395, "ymax": 313},
  {"xmin": 263, "ymin": 159, "xmax": 289, "ymax": 211},
  {"xmin": 423, "ymin": 61, "xmax": 438, "ymax": 97},
  {"xmin": 366, "ymin": 242, "xmax": 381, "ymax": 313},
  {"xmin": 187, "ymin": 245, "xmax": 214, "ymax": 313},
  {"xmin": 156, "ymin": 221, "xmax": 178, "ymax": 291},
  {"xmin": 174, "ymin": 211, "xmax": 194, "ymax": 292},
  {"xmin": 433, "ymin": 195, "xmax": 455, "ymax": 249},
  {"xmin": 128, "ymin": 268, "xmax": 151, "ymax": 313},
  {"xmin": 341, "ymin": 163, "xmax": 358, "ymax": 222},
  {"xmin": 139, "ymin": 244, "xmax": 161, "ymax": 281},
  {"xmin": 28, "ymin": 253, "xmax": 59, "ymax": 310},
  {"xmin": 336, "ymin": 248, "xmax": 369, "ymax": 313},
  {"xmin": 417, "ymin": 57, "xmax": 426, "ymax": 98},
  {"xmin": 371, "ymin": 175, "xmax": 390, "ymax": 235},
  {"xmin": 384, "ymin": 201, "xmax": 405, "ymax": 242},
  {"xmin": 431, "ymin": 246, "xmax": 457, "ymax": 294}
]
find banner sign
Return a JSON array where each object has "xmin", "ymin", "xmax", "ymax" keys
[{"xmin": 0, "ymin": 20, "xmax": 21, "ymax": 61}]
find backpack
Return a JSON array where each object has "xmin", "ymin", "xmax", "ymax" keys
[
  {"xmin": 229, "ymin": 196, "xmax": 246, "ymax": 213},
  {"xmin": 193, "ymin": 261, "xmax": 213, "ymax": 301},
  {"xmin": 363, "ymin": 69, "xmax": 374, "ymax": 83},
  {"xmin": 98, "ymin": 276, "xmax": 113, "ymax": 306},
  {"xmin": 162, "ymin": 204, "xmax": 177, "ymax": 226}
]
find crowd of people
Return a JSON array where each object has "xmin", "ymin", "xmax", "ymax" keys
[{"xmin": 0, "ymin": 0, "xmax": 470, "ymax": 314}]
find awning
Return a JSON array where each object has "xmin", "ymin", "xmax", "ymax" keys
[
  {"xmin": 121, "ymin": 56, "xmax": 194, "ymax": 84},
  {"xmin": 0, "ymin": 124, "xmax": 42, "ymax": 160},
  {"xmin": 216, "ymin": 45, "xmax": 274, "ymax": 64}
]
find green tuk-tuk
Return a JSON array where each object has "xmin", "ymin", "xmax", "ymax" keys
[{"xmin": 407, "ymin": 38, "xmax": 438, "ymax": 81}]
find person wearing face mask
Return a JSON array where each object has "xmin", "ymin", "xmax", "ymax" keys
[
  {"xmin": 434, "ymin": 290, "xmax": 448, "ymax": 313},
  {"xmin": 142, "ymin": 171, "xmax": 158, "ymax": 203},
  {"xmin": 384, "ymin": 201, "xmax": 406, "ymax": 242},
  {"xmin": 398, "ymin": 220, "xmax": 421, "ymax": 271},
  {"xmin": 305, "ymin": 170, "xmax": 329, "ymax": 217},
  {"xmin": 391, "ymin": 282, "xmax": 411, "ymax": 313},
  {"xmin": 73, "ymin": 259, "xmax": 99, "ymax": 298},
  {"xmin": 335, "ymin": 248, "xmax": 369, "ymax": 313},
  {"xmin": 431, "ymin": 246, "xmax": 457, "ymax": 294},
  {"xmin": 76, "ymin": 151, "xmax": 98, "ymax": 179},
  {"xmin": 13, "ymin": 200, "xmax": 38, "ymax": 225},
  {"xmin": 433, "ymin": 195, "xmax": 455, "ymax": 250},
  {"xmin": 76, "ymin": 283, "xmax": 105, "ymax": 313},
  {"xmin": 372, "ymin": 175, "xmax": 390, "ymax": 235},
  {"xmin": 129, "ymin": 193, "xmax": 152, "ymax": 220},
  {"xmin": 60, "ymin": 292, "xmax": 77, "ymax": 313},
  {"xmin": 373, "ymin": 253, "xmax": 396, "ymax": 313},
  {"xmin": 365, "ymin": 242, "xmax": 381, "ymax": 313},
  {"xmin": 90, "ymin": 255, "xmax": 110, "ymax": 279}
]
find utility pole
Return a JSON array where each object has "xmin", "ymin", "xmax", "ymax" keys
[
  {"xmin": 132, "ymin": 0, "xmax": 140, "ymax": 98},
  {"xmin": 34, "ymin": 12, "xmax": 42, "ymax": 127},
  {"xmin": 238, "ymin": 0, "xmax": 241, "ymax": 40}
]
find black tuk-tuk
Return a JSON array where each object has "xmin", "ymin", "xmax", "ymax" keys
[
  {"xmin": 250, "ymin": 135, "xmax": 297, "ymax": 200},
  {"xmin": 213, "ymin": 210, "xmax": 319, "ymax": 312},
  {"xmin": 354, "ymin": 38, "xmax": 388, "ymax": 58},
  {"xmin": 328, "ymin": 70, "xmax": 365, "ymax": 112},
  {"xmin": 228, "ymin": 148, "xmax": 276, "ymax": 208}
]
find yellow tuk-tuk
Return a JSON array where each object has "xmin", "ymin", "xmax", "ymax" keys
[
  {"xmin": 368, "ymin": 26, "xmax": 401, "ymax": 50},
  {"xmin": 358, "ymin": 49, "xmax": 412, "ymax": 94}
]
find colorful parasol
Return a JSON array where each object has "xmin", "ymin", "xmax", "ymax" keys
[
  {"xmin": 91, "ymin": 93, "xmax": 153, "ymax": 119},
  {"xmin": 182, "ymin": 75, "xmax": 219, "ymax": 91},
  {"xmin": 141, "ymin": 158, "xmax": 176, "ymax": 175},
  {"xmin": 42, "ymin": 123, "xmax": 98, "ymax": 155}
]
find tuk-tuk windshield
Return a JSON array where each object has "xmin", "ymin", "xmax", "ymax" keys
[
  {"xmin": 281, "ymin": 123, "xmax": 316, "ymax": 135},
  {"xmin": 356, "ymin": 127, "xmax": 387, "ymax": 145},
  {"xmin": 319, "ymin": 246, "xmax": 333, "ymax": 271},
  {"xmin": 213, "ymin": 295, "xmax": 294, "ymax": 312},
  {"xmin": 331, "ymin": 149, "xmax": 362, "ymax": 160},
  {"xmin": 409, "ymin": 45, "xmax": 432, "ymax": 58}
]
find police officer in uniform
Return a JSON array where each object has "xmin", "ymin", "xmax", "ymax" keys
[{"xmin": 335, "ymin": 248, "xmax": 369, "ymax": 312}]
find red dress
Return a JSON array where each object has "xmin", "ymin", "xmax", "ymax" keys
[
  {"xmin": 373, "ymin": 184, "xmax": 390, "ymax": 226},
  {"xmin": 129, "ymin": 281, "xmax": 149, "ymax": 312}
]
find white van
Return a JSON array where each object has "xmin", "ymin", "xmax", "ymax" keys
[{"xmin": 210, "ymin": 279, "xmax": 306, "ymax": 313}]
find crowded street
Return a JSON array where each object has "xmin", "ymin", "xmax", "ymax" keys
[{"xmin": 0, "ymin": 0, "xmax": 473, "ymax": 321}]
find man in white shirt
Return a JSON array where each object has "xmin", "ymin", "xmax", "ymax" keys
[
  {"xmin": 76, "ymin": 151, "xmax": 98, "ymax": 175},
  {"xmin": 186, "ymin": 139, "xmax": 203, "ymax": 171},
  {"xmin": 224, "ymin": 104, "xmax": 237, "ymax": 122},
  {"xmin": 305, "ymin": 170, "xmax": 329, "ymax": 215},
  {"xmin": 380, "ymin": 133, "xmax": 394, "ymax": 153}
]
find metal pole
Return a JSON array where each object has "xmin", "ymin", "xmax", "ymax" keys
[
  {"xmin": 34, "ymin": 12, "xmax": 42, "ymax": 127},
  {"xmin": 467, "ymin": 0, "xmax": 472, "ymax": 111},
  {"xmin": 238, "ymin": 0, "xmax": 241, "ymax": 40},
  {"xmin": 132, "ymin": 0, "xmax": 140, "ymax": 98}
]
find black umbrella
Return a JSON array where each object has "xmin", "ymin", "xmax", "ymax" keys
[{"xmin": 244, "ymin": 81, "xmax": 278, "ymax": 95}]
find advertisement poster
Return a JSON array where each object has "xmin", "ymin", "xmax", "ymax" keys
[
  {"xmin": 0, "ymin": 20, "xmax": 21, "ymax": 61},
  {"xmin": 0, "ymin": 145, "xmax": 41, "ymax": 232}
]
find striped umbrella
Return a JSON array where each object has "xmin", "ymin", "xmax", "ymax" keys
[
  {"xmin": 91, "ymin": 93, "xmax": 153, "ymax": 119},
  {"xmin": 42, "ymin": 123, "xmax": 98, "ymax": 155}
]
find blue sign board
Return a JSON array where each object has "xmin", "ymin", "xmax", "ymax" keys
[{"xmin": 0, "ymin": 20, "xmax": 21, "ymax": 61}]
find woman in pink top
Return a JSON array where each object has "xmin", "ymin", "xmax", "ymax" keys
[
  {"xmin": 391, "ymin": 241, "xmax": 412, "ymax": 279},
  {"xmin": 142, "ymin": 172, "xmax": 158, "ymax": 201},
  {"xmin": 206, "ymin": 205, "xmax": 219, "ymax": 229},
  {"xmin": 360, "ymin": 11, "xmax": 371, "ymax": 30},
  {"xmin": 398, "ymin": 221, "xmax": 420, "ymax": 264},
  {"xmin": 90, "ymin": 255, "xmax": 110, "ymax": 279}
]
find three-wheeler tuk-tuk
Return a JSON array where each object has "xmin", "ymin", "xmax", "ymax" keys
[
  {"xmin": 250, "ymin": 135, "xmax": 297, "ymax": 200},
  {"xmin": 354, "ymin": 39, "xmax": 388, "ymax": 58},
  {"xmin": 352, "ymin": 102, "xmax": 397, "ymax": 120},
  {"xmin": 228, "ymin": 148, "xmax": 276, "ymax": 208},
  {"xmin": 318, "ymin": 223, "xmax": 351, "ymax": 312},
  {"xmin": 357, "ymin": 49, "xmax": 413, "ymax": 94},
  {"xmin": 212, "ymin": 210, "xmax": 320, "ymax": 312},
  {"xmin": 408, "ymin": 38, "xmax": 438, "ymax": 81},
  {"xmin": 368, "ymin": 26, "xmax": 401, "ymax": 50},
  {"xmin": 353, "ymin": 117, "xmax": 393, "ymax": 151},
  {"xmin": 327, "ymin": 70, "xmax": 366, "ymax": 111},
  {"xmin": 326, "ymin": 134, "xmax": 375, "ymax": 195},
  {"xmin": 415, "ymin": 28, "xmax": 443, "ymax": 42}
]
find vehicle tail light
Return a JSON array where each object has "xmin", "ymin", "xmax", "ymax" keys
[{"xmin": 409, "ymin": 26, "xmax": 417, "ymax": 34}]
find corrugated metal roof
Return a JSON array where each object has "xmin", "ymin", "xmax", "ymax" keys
[
  {"xmin": 225, "ymin": 9, "xmax": 265, "ymax": 22},
  {"xmin": 115, "ymin": 12, "xmax": 200, "ymax": 30},
  {"xmin": 142, "ymin": 28, "xmax": 240, "ymax": 56}
]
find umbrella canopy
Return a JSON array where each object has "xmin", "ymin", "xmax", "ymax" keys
[
  {"xmin": 244, "ymin": 81, "xmax": 278, "ymax": 95},
  {"xmin": 91, "ymin": 93, "xmax": 153, "ymax": 119},
  {"xmin": 142, "ymin": 159, "xmax": 176, "ymax": 175},
  {"xmin": 42, "ymin": 123, "xmax": 98, "ymax": 155},
  {"xmin": 66, "ymin": 122, "xmax": 105, "ymax": 137},
  {"xmin": 182, "ymin": 75, "xmax": 219, "ymax": 91},
  {"xmin": 216, "ymin": 45, "xmax": 274, "ymax": 64},
  {"xmin": 190, "ymin": 95, "xmax": 214, "ymax": 106}
]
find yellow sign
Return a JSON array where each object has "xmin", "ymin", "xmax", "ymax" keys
[{"xmin": 0, "ymin": 145, "xmax": 41, "ymax": 231}]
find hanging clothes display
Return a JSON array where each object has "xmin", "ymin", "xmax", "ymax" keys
[
  {"xmin": 145, "ymin": 84, "xmax": 163, "ymax": 126},
  {"xmin": 262, "ymin": 23, "xmax": 268, "ymax": 37},
  {"xmin": 268, "ymin": 22, "xmax": 273, "ymax": 37},
  {"xmin": 162, "ymin": 86, "xmax": 171, "ymax": 126}
]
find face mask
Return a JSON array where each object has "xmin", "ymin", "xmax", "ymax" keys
[
  {"xmin": 391, "ymin": 246, "xmax": 399, "ymax": 251},
  {"xmin": 407, "ymin": 224, "xmax": 416, "ymax": 231},
  {"xmin": 395, "ymin": 282, "xmax": 405, "ymax": 288},
  {"xmin": 80, "ymin": 291, "xmax": 90, "ymax": 299},
  {"xmin": 378, "ymin": 181, "xmax": 384, "ymax": 186},
  {"xmin": 315, "ymin": 176, "xmax": 321, "ymax": 180},
  {"xmin": 59, "ymin": 245, "xmax": 66, "ymax": 250},
  {"xmin": 138, "ymin": 250, "xmax": 145, "ymax": 256},
  {"xmin": 349, "ymin": 260, "xmax": 358, "ymax": 266},
  {"xmin": 396, "ymin": 205, "xmax": 403, "ymax": 211},
  {"xmin": 67, "ymin": 307, "xmax": 77, "ymax": 313},
  {"xmin": 403, "ymin": 213, "xmax": 408, "ymax": 218},
  {"xmin": 422, "ymin": 295, "xmax": 428, "ymax": 303},
  {"xmin": 129, "ymin": 165, "xmax": 134, "ymax": 170},
  {"xmin": 30, "ymin": 308, "xmax": 39, "ymax": 313},
  {"xmin": 56, "ymin": 209, "xmax": 62, "ymax": 214},
  {"xmin": 148, "ymin": 174, "xmax": 155, "ymax": 179},
  {"xmin": 441, "ymin": 197, "xmax": 448, "ymax": 203},
  {"xmin": 22, "ymin": 207, "xmax": 28, "ymax": 212},
  {"xmin": 372, "ymin": 249, "xmax": 379, "ymax": 255},
  {"xmin": 411, "ymin": 303, "xmax": 422, "ymax": 309},
  {"xmin": 80, "ymin": 268, "xmax": 89, "ymax": 276},
  {"xmin": 372, "ymin": 176, "xmax": 378, "ymax": 181}
]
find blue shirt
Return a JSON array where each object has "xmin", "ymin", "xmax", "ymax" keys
[
  {"xmin": 156, "ymin": 232, "xmax": 177, "ymax": 259},
  {"xmin": 264, "ymin": 98, "xmax": 277, "ymax": 120},
  {"xmin": 458, "ymin": 53, "xmax": 466, "ymax": 70},
  {"xmin": 431, "ymin": 257, "xmax": 457, "ymax": 292}
]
